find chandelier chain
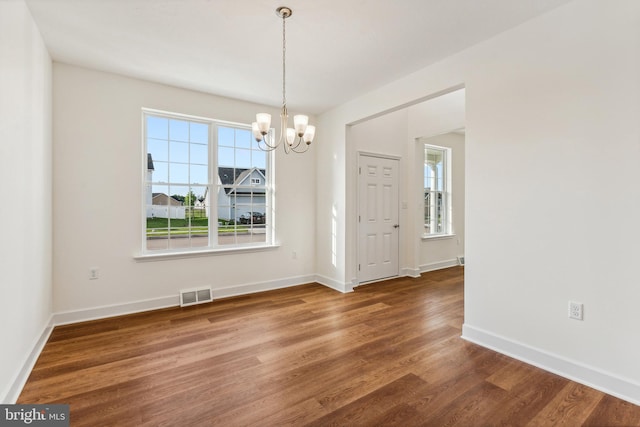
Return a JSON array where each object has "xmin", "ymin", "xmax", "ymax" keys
[{"xmin": 282, "ymin": 13, "xmax": 286, "ymax": 108}]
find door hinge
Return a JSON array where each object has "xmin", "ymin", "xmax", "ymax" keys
[
  {"xmin": 358, "ymin": 264, "xmax": 361, "ymax": 271},
  {"xmin": 359, "ymin": 167, "xmax": 361, "ymax": 175}
]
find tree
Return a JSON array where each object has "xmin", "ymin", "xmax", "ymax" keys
[{"xmin": 184, "ymin": 190, "xmax": 197, "ymax": 207}]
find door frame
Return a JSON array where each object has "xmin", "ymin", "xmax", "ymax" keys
[{"xmin": 356, "ymin": 151, "xmax": 402, "ymax": 286}]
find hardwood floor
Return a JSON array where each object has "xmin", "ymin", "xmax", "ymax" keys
[{"xmin": 18, "ymin": 267, "xmax": 640, "ymax": 426}]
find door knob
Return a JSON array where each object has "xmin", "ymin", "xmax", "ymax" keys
[{"xmin": 393, "ymin": 224, "xmax": 400, "ymax": 228}]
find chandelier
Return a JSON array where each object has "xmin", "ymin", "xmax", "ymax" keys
[{"xmin": 251, "ymin": 6, "xmax": 315, "ymax": 154}]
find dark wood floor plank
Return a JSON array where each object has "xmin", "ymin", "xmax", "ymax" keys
[
  {"xmin": 306, "ymin": 373, "xmax": 430, "ymax": 427},
  {"xmin": 422, "ymin": 380, "xmax": 510, "ymax": 426},
  {"xmin": 17, "ymin": 266, "xmax": 640, "ymax": 425},
  {"xmin": 484, "ymin": 372, "xmax": 570, "ymax": 426},
  {"xmin": 583, "ymin": 394, "xmax": 640, "ymax": 426},
  {"xmin": 527, "ymin": 382, "xmax": 604, "ymax": 427}
]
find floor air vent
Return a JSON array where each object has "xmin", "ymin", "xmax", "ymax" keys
[{"xmin": 180, "ymin": 287, "xmax": 213, "ymax": 307}]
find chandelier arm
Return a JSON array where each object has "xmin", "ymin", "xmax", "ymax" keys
[
  {"xmin": 257, "ymin": 139, "xmax": 278, "ymax": 151},
  {"xmin": 289, "ymin": 137, "xmax": 303, "ymax": 150},
  {"xmin": 289, "ymin": 138, "xmax": 310, "ymax": 153},
  {"xmin": 258, "ymin": 132, "xmax": 278, "ymax": 150},
  {"xmin": 259, "ymin": 132, "xmax": 280, "ymax": 150}
]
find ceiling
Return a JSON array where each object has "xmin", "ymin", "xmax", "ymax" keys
[{"xmin": 25, "ymin": 0, "xmax": 573, "ymax": 114}]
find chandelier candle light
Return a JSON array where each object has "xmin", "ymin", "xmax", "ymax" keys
[{"xmin": 252, "ymin": 6, "xmax": 315, "ymax": 154}]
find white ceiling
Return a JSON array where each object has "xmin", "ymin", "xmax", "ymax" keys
[{"xmin": 25, "ymin": 0, "xmax": 573, "ymax": 114}]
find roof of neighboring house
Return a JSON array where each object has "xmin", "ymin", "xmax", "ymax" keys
[
  {"xmin": 235, "ymin": 167, "xmax": 265, "ymax": 184},
  {"xmin": 219, "ymin": 167, "xmax": 266, "ymax": 195},
  {"xmin": 218, "ymin": 167, "xmax": 244, "ymax": 186},
  {"xmin": 147, "ymin": 153, "xmax": 154, "ymax": 171}
]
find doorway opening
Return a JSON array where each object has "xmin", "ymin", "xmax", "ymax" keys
[{"xmin": 350, "ymin": 87, "xmax": 465, "ymax": 285}]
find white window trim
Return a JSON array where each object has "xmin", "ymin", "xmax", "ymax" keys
[
  {"xmin": 421, "ymin": 233, "xmax": 456, "ymax": 241},
  {"xmin": 134, "ymin": 243, "xmax": 281, "ymax": 262},
  {"xmin": 140, "ymin": 108, "xmax": 276, "ymax": 258}
]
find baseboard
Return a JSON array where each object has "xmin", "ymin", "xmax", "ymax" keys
[
  {"xmin": 419, "ymin": 258, "xmax": 459, "ymax": 273},
  {"xmin": 52, "ymin": 274, "xmax": 320, "ymax": 326},
  {"xmin": 462, "ymin": 324, "xmax": 640, "ymax": 406},
  {"xmin": 401, "ymin": 267, "xmax": 421, "ymax": 278},
  {"xmin": 52, "ymin": 295, "xmax": 179, "ymax": 326},
  {"xmin": 315, "ymin": 274, "xmax": 353, "ymax": 293},
  {"xmin": 2, "ymin": 315, "xmax": 54, "ymax": 404},
  {"xmin": 212, "ymin": 274, "xmax": 318, "ymax": 299}
]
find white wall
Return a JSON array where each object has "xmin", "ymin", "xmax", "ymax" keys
[
  {"xmin": 318, "ymin": 0, "xmax": 640, "ymax": 403},
  {"xmin": 0, "ymin": 0, "xmax": 52, "ymax": 403},
  {"xmin": 463, "ymin": 0, "xmax": 640, "ymax": 400},
  {"xmin": 53, "ymin": 64, "xmax": 316, "ymax": 317}
]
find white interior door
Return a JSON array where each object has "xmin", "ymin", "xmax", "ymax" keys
[{"xmin": 358, "ymin": 154, "xmax": 400, "ymax": 283}]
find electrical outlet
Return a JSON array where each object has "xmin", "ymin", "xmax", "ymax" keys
[
  {"xmin": 89, "ymin": 267, "xmax": 99, "ymax": 280},
  {"xmin": 568, "ymin": 301, "xmax": 583, "ymax": 320}
]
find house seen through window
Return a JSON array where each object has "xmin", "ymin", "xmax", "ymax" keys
[
  {"xmin": 144, "ymin": 110, "xmax": 272, "ymax": 253},
  {"xmin": 424, "ymin": 144, "xmax": 451, "ymax": 236}
]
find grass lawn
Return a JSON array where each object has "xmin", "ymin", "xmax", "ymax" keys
[
  {"xmin": 147, "ymin": 217, "xmax": 208, "ymax": 228},
  {"xmin": 146, "ymin": 217, "xmax": 249, "ymax": 236}
]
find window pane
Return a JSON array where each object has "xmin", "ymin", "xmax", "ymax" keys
[
  {"xmin": 190, "ymin": 122, "xmax": 208, "ymax": 144},
  {"xmin": 152, "ymin": 184, "xmax": 169, "ymax": 196},
  {"xmin": 251, "ymin": 135, "xmax": 262, "ymax": 151},
  {"xmin": 190, "ymin": 164, "xmax": 208, "ymax": 185},
  {"xmin": 152, "ymin": 161, "xmax": 168, "ymax": 183},
  {"xmin": 189, "ymin": 185, "xmax": 208, "ymax": 248},
  {"xmin": 170, "ymin": 141, "xmax": 189, "ymax": 163},
  {"xmin": 169, "ymin": 163, "xmax": 189, "ymax": 184},
  {"xmin": 218, "ymin": 146, "xmax": 234, "ymax": 167},
  {"xmin": 217, "ymin": 204, "xmax": 233, "ymax": 222},
  {"xmin": 169, "ymin": 185, "xmax": 189, "ymax": 205},
  {"xmin": 190, "ymin": 143, "xmax": 208, "ymax": 165},
  {"xmin": 252, "ymin": 150, "xmax": 267, "ymax": 169},
  {"xmin": 235, "ymin": 128, "xmax": 251, "ymax": 149},
  {"xmin": 219, "ymin": 127, "xmax": 235, "ymax": 147},
  {"xmin": 251, "ymin": 225, "xmax": 266, "ymax": 243},
  {"xmin": 148, "ymin": 138, "xmax": 168, "ymax": 162},
  {"xmin": 235, "ymin": 149, "xmax": 251, "ymax": 169},
  {"xmin": 147, "ymin": 116, "xmax": 168, "ymax": 139},
  {"xmin": 147, "ymin": 183, "xmax": 170, "ymax": 250},
  {"xmin": 169, "ymin": 119, "xmax": 189, "ymax": 142}
]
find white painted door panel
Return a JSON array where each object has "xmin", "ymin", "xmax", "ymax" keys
[{"xmin": 358, "ymin": 154, "xmax": 399, "ymax": 283}]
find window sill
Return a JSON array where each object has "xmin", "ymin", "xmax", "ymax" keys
[
  {"xmin": 421, "ymin": 233, "xmax": 456, "ymax": 241},
  {"xmin": 134, "ymin": 243, "xmax": 281, "ymax": 262}
]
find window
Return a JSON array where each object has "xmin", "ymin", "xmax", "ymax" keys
[
  {"xmin": 143, "ymin": 110, "xmax": 271, "ymax": 253},
  {"xmin": 424, "ymin": 145, "xmax": 451, "ymax": 236}
]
